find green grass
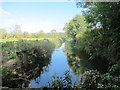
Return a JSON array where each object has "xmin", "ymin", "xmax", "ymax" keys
[
  {"xmin": 1, "ymin": 38, "xmax": 61, "ymax": 63},
  {"xmin": 0, "ymin": 38, "xmax": 61, "ymax": 48},
  {"xmin": 0, "ymin": 38, "xmax": 50, "ymax": 42}
]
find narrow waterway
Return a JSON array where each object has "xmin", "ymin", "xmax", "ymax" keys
[{"xmin": 29, "ymin": 43, "xmax": 78, "ymax": 88}]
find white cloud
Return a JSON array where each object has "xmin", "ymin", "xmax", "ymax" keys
[{"xmin": 0, "ymin": 8, "xmax": 11, "ymax": 16}]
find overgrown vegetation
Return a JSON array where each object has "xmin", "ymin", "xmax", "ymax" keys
[
  {"xmin": 2, "ymin": 40, "xmax": 54, "ymax": 62},
  {"xmin": 1, "ymin": 2, "xmax": 120, "ymax": 89},
  {"xmin": 2, "ymin": 39, "xmax": 55, "ymax": 88},
  {"xmin": 49, "ymin": 70, "xmax": 120, "ymax": 89},
  {"xmin": 64, "ymin": 2, "xmax": 120, "ymax": 89},
  {"xmin": 1, "ymin": 25, "xmax": 65, "ymax": 88},
  {"xmin": 50, "ymin": 70, "xmax": 72, "ymax": 88},
  {"xmin": 1, "ymin": 37, "xmax": 64, "ymax": 63}
]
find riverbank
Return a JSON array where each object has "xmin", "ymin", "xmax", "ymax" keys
[{"xmin": 2, "ymin": 39, "xmax": 55, "ymax": 88}]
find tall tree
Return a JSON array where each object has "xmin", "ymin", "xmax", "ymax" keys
[
  {"xmin": 12, "ymin": 25, "xmax": 22, "ymax": 38},
  {"xmin": 77, "ymin": 2, "xmax": 120, "ymax": 74},
  {"xmin": 64, "ymin": 14, "xmax": 87, "ymax": 55}
]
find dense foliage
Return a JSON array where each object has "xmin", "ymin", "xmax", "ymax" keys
[
  {"xmin": 2, "ymin": 39, "xmax": 55, "ymax": 88},
  {"xmin": 48, "ymin": 70, "xmax": 120, "ymax": 89},
  {"xmin": 64, "ymin": 14, "xmax": 88, "ymax": 55},
  {"xmin": 80, "ymin": 70, "xmax": 120, "ymax": 89},
  {"xmin": 2, "ymin": 40, "xmax": 55, "ymax": 62},
  {"xmin": 1, "ymin": 2, "xmax": 120, "ymax": 89},
  {"xmin": 80, "ymin": 2, "xmax": 120, "ymax": 75},
  {"xmin": 65, "ymin": 2, "xmax": 120, "ymax": 74},
  {"xmin": 50, "ymin": 70, "xmax": 72, "ymax": 88},
  {"xmin": 64, "ymin": 2, "xmax": 120, "ymax": 89},
  {"xmin": 2, "ymin": 42, "xmax": 17, "ymax": 62}
]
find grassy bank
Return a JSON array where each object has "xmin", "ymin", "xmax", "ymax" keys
[
  {"xmin": 1, "ymin": 38, "xmax": 63, "ymax": 66},
  {"xmin": 2, "ymin": 39, "xmax": 56, "ymax": 88}
]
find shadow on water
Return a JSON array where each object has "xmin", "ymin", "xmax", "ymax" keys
[
  {"xmin": 67, "ymin": 50, "xmax": 109, "ymax": 76},
  {"xmin": 2, "ymin": 41, "xmax": 108, "ymax": 88},
  {"xmin": 67, "ymin": 51, "xmax": 91, "ymax": 76},
  {"xmin": 2, "ymin": 40, "xmax": 55, "ymax": 88},
  {"xmin": 2, "ymin": 50, "xmax": 52, "ymax": 88},
  {"xmin": 29, "ymin": 43, "xmax": 77, "ymax": 88},
  {"xmin": 2, "ymin": 43, "xmax": 78, "ymax": 88}
]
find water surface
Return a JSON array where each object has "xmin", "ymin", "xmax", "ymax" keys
[{"xmin": 29, "ymin": 43, "xmax": 78, "ymax": 88}]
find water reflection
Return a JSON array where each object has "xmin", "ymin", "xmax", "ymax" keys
[
  {"xmin": 67, "ymin": 49, "xmax": 109, "ymax": 76},
  {"xmin": 2, "ymin": 44, "xmax": 53, "ymax": 88},
  {"xmin": 29, "ymin": 43, "xmax": 77, "ymax": 88},
  {"xmin": 67, "ymin": 51, "xmax": 92, "ymax": 76},
  {"xmin": 2, "ymin": 43, "xmax": 80, "ymax": 88}
]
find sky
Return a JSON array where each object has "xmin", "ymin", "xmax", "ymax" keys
[{"xmin": 0, "ymin": 2, "xmax": 83, "ymax": 33}]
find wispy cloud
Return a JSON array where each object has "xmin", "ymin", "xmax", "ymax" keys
[{"xmin": 0, "ymin": 8, "xmax": 11, "ymax": 16}]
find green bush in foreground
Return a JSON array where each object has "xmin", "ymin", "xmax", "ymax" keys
[
  {"xmin": 50, "ymin": 70, "xmax": 72, "ymax": 88},
  {"xmin": 48, "ymin": 70, "xmax": 120, "ymax": 89},
  {"xmin": 80, "ymin": 70, "xmax": 120, "ymax": 89}
]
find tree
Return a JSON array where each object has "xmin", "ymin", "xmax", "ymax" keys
[
  {"xmin": 12, "ymin": 25, "xmax": 22, "ymax": 34},
  {"xmin": 76, "ymin": 2, "xmax": 120, "ymax": 74},
  {"xmin": 38, "ymin": 30, "xmax": 44, "ymax": 34},
  {"xmin": 64, "ymin": 14, "xmax": 87, "ymax": 53},
  {"xmin": 12, "ymin": 25, "xmax": 22, "ymax": 38},
  {"xmin": 51, "ymin": 29, "xmax": 56, "ymax": 34},
  {"xmin": 23, "ymin": 32, "xmax": 29, "ymax": 38},
  {"xmin": 0, "ymin": 28, "xmax": 8, "ymax": 39},
  {"xmin": 51, "ymin": 29, "xmax": 57, "ymax": 38},
  {"xmin": 37, "ymin": 30, "xmax": 45, "ymax": 38}
]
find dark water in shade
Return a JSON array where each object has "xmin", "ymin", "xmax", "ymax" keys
[{"xmin": 29, "ymin": 43, "xmax": 79, "ymax": 88}]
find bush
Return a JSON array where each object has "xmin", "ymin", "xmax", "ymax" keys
[
  {"xmin": 49, "ymin": 70, "xmax": 72, "ymax": 88},
  {"xmin": 79, "ymin": 70, "xmax": 120, "ymax": 89},
  {"xmin": 2, "ymin": 39, "xmax": 55, "ymax": 88}
]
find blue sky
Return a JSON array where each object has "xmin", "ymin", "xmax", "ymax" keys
[{"xmin": 0, "ymin": 2, "xmax": 83, "ymax": 33}]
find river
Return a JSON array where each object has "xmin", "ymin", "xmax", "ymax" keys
[{"xmin": 29, "ymin": 43, "xmax": 79, "ymax": 88}]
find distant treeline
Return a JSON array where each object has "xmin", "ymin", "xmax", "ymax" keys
[{"xmin": 0, "ymin": 27, "xmax": 65, "ymax": 39}]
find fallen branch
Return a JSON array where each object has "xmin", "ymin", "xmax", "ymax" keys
[{"xmin": 13, "ymin": 77, "xmax": 30, "ymax": 82}]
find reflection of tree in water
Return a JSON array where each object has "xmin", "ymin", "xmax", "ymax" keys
[
  {"xmin": 68, "ymin": 58, "xmax": 87, "ymax": 76},
  {"xmin": 67, "ymin": 52, "xmax": 90, "ymax": 76},
  {"xmin": 66, "ymin": 44, "xmax": 91, "ymax": 75},
  {"xmin": 68, "ymin": 60, "xmax": 86, "ymax": 75},
  {"xmin": 67, "ymin": 50, "xmax": 109, "ymax": 76},
  {"xmin": 3, "ymin": 53, "xmax": 51, "ymax": 88},
  {"xmin": 2, "ymin": 41, "xmax": 55, "ymax": 88}
]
